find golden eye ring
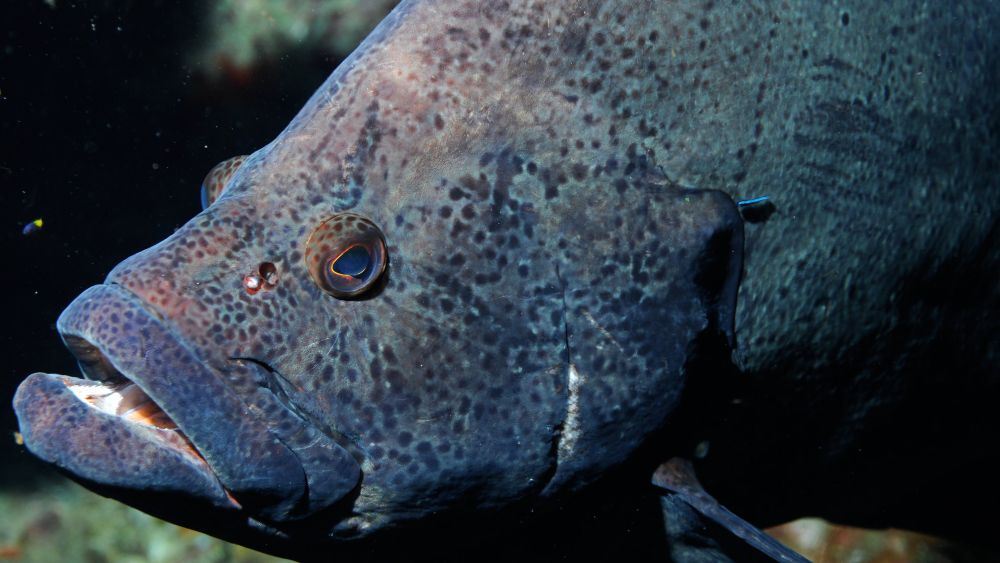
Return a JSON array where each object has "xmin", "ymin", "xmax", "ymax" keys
[{"xmin": 305, "ymin": 213, "xmax": 387, "ymax": 299}]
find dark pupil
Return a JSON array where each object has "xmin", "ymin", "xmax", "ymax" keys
[{"xmin": 332, "ymin": 246, "xmax": 371, "ymax": 278}]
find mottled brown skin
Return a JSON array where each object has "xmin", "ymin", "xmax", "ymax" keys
[{"xmin": 12, "ymin": 0, "xmax": 1000, "ymax": 559}]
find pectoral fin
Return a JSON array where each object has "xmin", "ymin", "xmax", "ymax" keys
[{"xmin": 653, "ymin": 458, "xmax": 809, "ymax": 563}]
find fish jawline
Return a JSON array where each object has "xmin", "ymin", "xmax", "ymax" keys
[{"xmin": 13, "ymin": 370, "xmax": 240, "ymax": 510}]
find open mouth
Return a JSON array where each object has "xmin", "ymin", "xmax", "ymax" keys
[
  {"xmin": 63, "ymin": 334, "xmax": 180, "ymax": 431},
  {"xmin": 58, "ymin": 334, "xmax": 210, "ymax": 468},
  {"xmin": 68, "ymin": 379, "xmax": 178, "ymax": 430},
  {"xmin": 11, "ymin": 284, "xmax": 246, "ymax": 512},
  {"xmin": 15, "ymin": 283, "xmax": 361, "ymax": 526}
]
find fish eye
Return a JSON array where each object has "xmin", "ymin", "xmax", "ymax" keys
[
  {"xmin": 330, "ymin": 246, "xmax": 371, "ymax": 278},
  {"xmin": 305, "ymin": 213, "xmax": 387, "ymax": 298},
  {"xmin": 200, "ymin": 155, "xmax": 248, "ymax": 209}
]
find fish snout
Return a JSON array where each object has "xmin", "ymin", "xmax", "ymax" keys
[{"xmin": 14, "ymin": 283, "xmax": 361, "ymax": 530}]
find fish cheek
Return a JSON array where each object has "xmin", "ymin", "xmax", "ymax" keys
[
  {"xmin": 298, "ymin": 235, "xmax": 569, "ymax": 516},
  {"xmin": 338, "ymin": 157, "xmax": 745, "ymax": 505},
  {"xmin": 403, "ymin": 312, "xmax": 563, "ymax": 489}
]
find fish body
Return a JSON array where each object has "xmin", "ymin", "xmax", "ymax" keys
[{"xmin": 13, "ymin": 0, "xmax": 1000, "ymax": 559}]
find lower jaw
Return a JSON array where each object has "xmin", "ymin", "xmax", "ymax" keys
[{"xmin": 13, "ymin": 371, "xmax": 237, "ymax": 510}]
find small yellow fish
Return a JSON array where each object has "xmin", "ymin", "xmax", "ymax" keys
[{"xmin": 22, "ymin": 218, "xmax": 43, "ymax": 236}]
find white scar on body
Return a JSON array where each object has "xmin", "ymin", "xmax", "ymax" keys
[{"xmin": 558, "ymin": 364, "xmax": 584, "ymax": 460}]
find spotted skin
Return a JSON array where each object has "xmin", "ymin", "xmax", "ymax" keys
[{"xmin": 12, "ymin": 0, "xmax": 1000, "ymax": 559}]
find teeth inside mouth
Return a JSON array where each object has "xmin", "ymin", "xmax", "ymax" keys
[
  {"xmin": 67, "ymin": 380, "xmax": 179, "ymax": 430},
  {"xmin": 53, "ymin": 334, "xmax": 220, "ymax": 482}
]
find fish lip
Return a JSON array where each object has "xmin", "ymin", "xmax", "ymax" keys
[
  {"xmin": 14, "ymin": 296, "xmax": 242, "ymax": 510},
  {"xmin": 43, "ymin": 284, "xmax": 312, "ymax": 518},
  {"xmin": 62, "ymin": 333, "xmax": 130, "ymax": 384},
  {"xmin": 13, "ymin": 370, "xmax": 307, "ymax": 552},
  {"xmin": 58, "ymin": 333, "xmax": 209, "ymax": 460},
  {"xmin": 35, "ymin": 283, "xmax": 361, "ymax": 524},
  {"xmin": 54, "ymin": 294, "xmax": 216, "ymax": 467},
  {"xmin": 13, "ymin": 371, "xmax": 238, "ymax": 509}
]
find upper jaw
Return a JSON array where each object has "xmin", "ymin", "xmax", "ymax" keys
[{"xmin": 13, "ymin": 283, "xmax": 361, "ymax": 529}]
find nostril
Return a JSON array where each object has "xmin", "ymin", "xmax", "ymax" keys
[
  {"xmin": 244, "ymin": 262, "xmax": 278, "ymax": 295},
  {"xmin": 259, "ymin": 262, "xmax": 278, "ymax": 287},
  {"xmin": 243, "ymin": 273, "xmax": 263, "ymax": 294}
]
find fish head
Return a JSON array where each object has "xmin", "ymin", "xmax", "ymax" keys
[{"xmin": 14, "ymin": 0, "xmax": 745, "ymax": 551}]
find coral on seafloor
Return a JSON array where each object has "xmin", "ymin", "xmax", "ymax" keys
[
  {"xmin": 0, "ymin": 479, "xmax": 287, "ymax": 563},
  {"xmin": 767, "ymin": 518, "xmax": 988, "ymax": 563}
]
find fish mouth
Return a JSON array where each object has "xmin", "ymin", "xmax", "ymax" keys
[
  {"xmin": 13, "ymin": 314, "xmax": 240, "ymax": 512},
  {"xmin": 13, "ymin": 371, "xmax": 237, "ymax": 512},
  {"xmin": 66, "ymin": 373, "xmax": 180, "ymax": 431},
  {"xmin": 13, "ymin": 283, "xmax": 361, "ymax": 532},
  {"xmin": 60, "ymin": 333, "xmax": 210, "ymax": 468}
]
